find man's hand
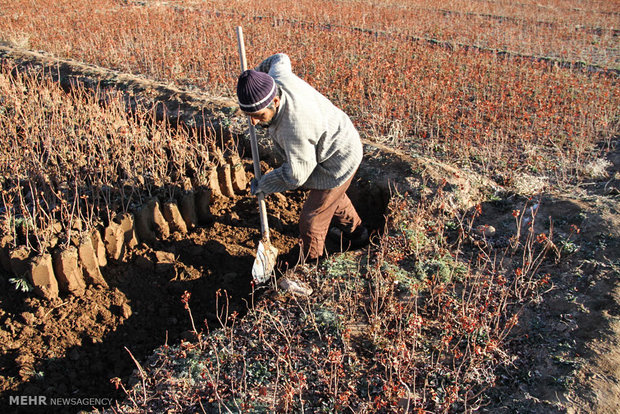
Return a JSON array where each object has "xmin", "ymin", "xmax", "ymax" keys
[{"xmin": 250, "ymin": 178, "xmax": 264, "ymax": 196}]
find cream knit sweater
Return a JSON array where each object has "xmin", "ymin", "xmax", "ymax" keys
[{"xmin": 254, "ymin": 53, "xmax": 363, "ymax": 195}]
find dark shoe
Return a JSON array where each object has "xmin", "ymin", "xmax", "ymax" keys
[
  {"xmin": 327, "ymin": 227, "xmax": 344, "ymax": 242},
  {"xmin": 328, "ymin": 225, "xmax": 369, "ymax": 249},
  {"xmin": 347, "ymin": 225, "xmax": 369, "ymax": 248}
]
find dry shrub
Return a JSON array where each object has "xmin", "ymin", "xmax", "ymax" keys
[
  {"xmin": 0, "ymin": 0, "xmax": 617, "ymax": 186},
  {"xmin": 0, "ymin": 64, "xmax": 216, "ymax": 254},
  {"xmin": 107, "ymin": 188, "xmax": 556, "ymax": 413}
]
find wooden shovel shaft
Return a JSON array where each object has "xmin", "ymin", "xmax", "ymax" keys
[{"xmin": 236, "ymin": 26, "xmax": 270, "ymax": 241}]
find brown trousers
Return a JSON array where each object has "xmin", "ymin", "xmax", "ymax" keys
[{"xmin": 299, "ymin": 173, "xmax": 362, "ymax": 261}]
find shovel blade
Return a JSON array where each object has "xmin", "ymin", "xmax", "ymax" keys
[{"xmin": 252, "ymin": 240, "xmax": 278, "ymax": 284}]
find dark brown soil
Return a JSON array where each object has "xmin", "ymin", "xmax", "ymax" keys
[
  {"xmin": 0, "ymin": 165, "xmax": 388, "ymax": 414},
  {"xmin": 0, "ymin": 193, "xmax": 273, "ymax": 412},
  {"xmin": 0, "ymin": 46, "xmax": 391, "ymax": 411}
]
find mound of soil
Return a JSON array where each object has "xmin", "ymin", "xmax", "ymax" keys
[
  {"xmin": 479, "ymin": 148, "xmax": 620, "ymax": 413},
  {"xmin": 0, "ymin": 190, "xmax": 303, "ymax": 412},
  {"xmin": 0, "ymin": 153, "xmax": 395, "ymax": 413}
]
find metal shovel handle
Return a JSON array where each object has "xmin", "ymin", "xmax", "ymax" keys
[{"xmin": 236, "ymin": 26, "xmax": 270, "ymax": 241}]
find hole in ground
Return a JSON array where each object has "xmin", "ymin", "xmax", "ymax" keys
[{"xmin": 1, "ymin": 170, "xmax": 389, "ymax": 413}]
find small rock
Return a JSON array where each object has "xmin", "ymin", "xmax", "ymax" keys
[
  {"xmin": 120, "ymin": 303, "xmax": 132, "ymax": 319},
  {"xmin": 278, "ymin": 278, "xmax": 313, "ymax": 297},
  {"xmin": 20, "ymin": 312, "xmax": 36, "ymax": 326},
  {"xmin": 474, "ymin": 225, "xmax": 496, "ymax": 238},
  {"xmin": 155, "ymin": 251, "xmax": 175, "ymax": 264}
]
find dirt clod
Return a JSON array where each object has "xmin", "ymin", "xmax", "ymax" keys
[
  {"xmin": 218, "ymin": 164, "xmax": 235, "ymax": 198},
  {"xmin": 78, "ymin": 235, "xmax": 108, "ymax": 288},
  {"xmin": 179, "ymin": 192, "xmax": 198, "ymax": 230},
  {"xmin": 228, "ymin": 155, "xmax": 247, "ymax": 193},
  {"xmin": 150, "ymin": 199, "xmax": 170, "ymax": 239},
  {"xmin": 162, "ymin": 202, "xmax": 188, "ymax": 234},
  {"xmin": 207, "ymin": 165, "xmax": 223, "ymax": 199},
  {"xmin": 52, "ymin": 246, "xmax": 86, "ymax": 296},
  {"xmin": 103, "ymin": 222, "xmax": 125, "ymax": 261},
  {"xmin": 91, "ymin": 228, "xmax": 108, "ymax": 267},
  {"xmin": 28, "ymin": 253, "xmax": 58, "ymax": 300},
  {"xmin": 117, "ymin": 212, "xmax": 139, "ymax": 249},
  {"xmin": 135, "ymin": 202, "xmax": 157, "ymax": 244},
  {"xmin": 120, "ymin": 303, "xmax": 132, "ymax": 319}
]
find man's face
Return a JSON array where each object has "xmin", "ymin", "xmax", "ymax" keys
[{"xmin": 247, "ymin": 96, "xmax": 280, "ymax": 128}]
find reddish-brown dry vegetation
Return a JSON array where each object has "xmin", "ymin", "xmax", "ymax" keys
[
  {"xmin": 0, "ymin": 0, "xmax": 617, "ymax": 182},
  {"xmin": 0, "ymin": 0, "xmax": 618, "ymax": 413}
]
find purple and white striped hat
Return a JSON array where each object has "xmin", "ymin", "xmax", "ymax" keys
[{"xmin": 236, "ymin": 70, "xmax": 277, "ymax": 113}]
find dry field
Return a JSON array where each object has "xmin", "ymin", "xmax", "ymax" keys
[
  {"xmin": 0, "ymin": 0, "xmax": 617, "ymax": 180},
  {"xmin": 0, "ymin": 0, "xmax": 618, "ymax": 413}
]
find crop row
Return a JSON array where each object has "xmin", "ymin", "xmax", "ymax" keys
[
  {"xmin": 0, "ymin": 0, "xmax": 617, "ymax": 187},
  {"xmin": 156, "ymin": 0, "xmax": 620, "ymax": 30},
  {"xmin": 134, "ymin": 0, "xmax": 619, "ymax": 68},
  {"xmin": 0, "ymin": 63, "xmax": 244, "ymax": 259}
]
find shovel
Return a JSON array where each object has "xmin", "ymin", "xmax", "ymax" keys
[{"xmin": 236, "ymin": 26, "xmax": 278, "ymax": 284}]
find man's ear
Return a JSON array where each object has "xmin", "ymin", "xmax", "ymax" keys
[{"xmin": 273, "ymin": 95, "xmax": 281, "ymax": 109}]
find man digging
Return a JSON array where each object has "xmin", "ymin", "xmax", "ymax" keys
[{"xmin": 236, "ymin": 53, "xmax": 369, "ymax": 265}]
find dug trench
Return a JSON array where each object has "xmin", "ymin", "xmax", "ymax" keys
[
  {"xmin": 0, "ymin": 129, "xmax": 395, "ymax": 413},
  {"xmin": 0, "ymin": 47, "xmax": 397, "ymax": 412},
  {"xmin": 2, "ymin": 47, "xmax": 619, "ymax": 413},
  {"xmin": 0, "ymin": 48, "xmax": 398, "ymax": 412}
]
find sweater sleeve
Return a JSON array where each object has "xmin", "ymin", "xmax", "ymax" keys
[
  {"xmin": 257, "ymin": 129, "xmax": 318, "ymax": 194},
  {"xmin": 255, "ymin": 53, "xmax": 292, "ymax": 78}
]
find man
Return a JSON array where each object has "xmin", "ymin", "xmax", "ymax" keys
[{"xmin": 236, "ymin": 53, "xmax": 368, "ymax": 262}]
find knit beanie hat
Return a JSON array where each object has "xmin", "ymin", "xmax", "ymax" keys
[{"xmin": 237, "ymin": 70, "xmax": 277, "ymax": 113}]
